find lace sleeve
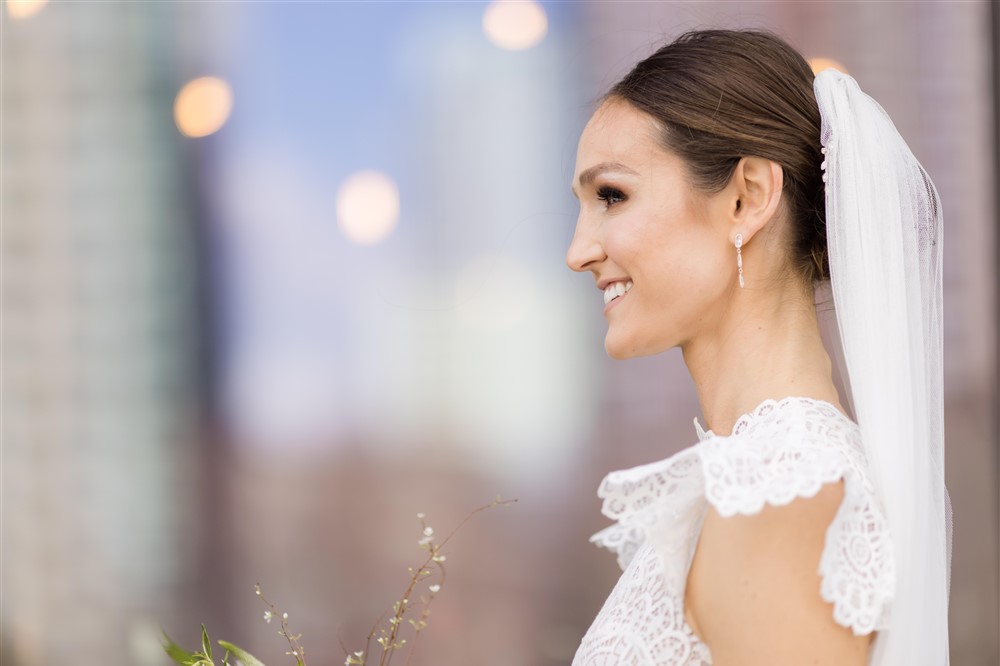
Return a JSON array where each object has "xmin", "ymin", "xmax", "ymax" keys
[
  {"xmin": 588, "ymin": 446, "xmax": 707, "ymax": 591},
  {"xmin": 698, "ymin": 434, "xmax": 895, "ymax": 636}
]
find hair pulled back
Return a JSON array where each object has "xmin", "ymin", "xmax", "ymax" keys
[{"xmin": 605, "ymin": 29, "xmax": 829, "ymax": 284}]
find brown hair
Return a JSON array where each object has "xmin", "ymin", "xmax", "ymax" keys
[{"xmin": 604, "ymin": 28, "xmax": 829, "ymax": 284}]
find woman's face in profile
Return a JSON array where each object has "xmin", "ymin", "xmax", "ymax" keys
[{"xmin": 567, "ymin": 98, "xmax": 733, "ymax": 359}]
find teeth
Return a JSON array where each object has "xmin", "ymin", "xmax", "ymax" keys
[{"xmin": 603, "ymin": 280, "xmax": 633, "ymax": 305}]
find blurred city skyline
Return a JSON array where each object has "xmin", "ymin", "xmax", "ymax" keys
[{"xmin": 3, "ymin": 2, "xmax": 997, "ymax": 665}]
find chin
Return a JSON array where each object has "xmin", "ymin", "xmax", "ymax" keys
[
  {"xmin": 604, "ymin": 332, "xmax": 641, "ymax": 360},
  {"xmin": 605, "ymin": 330, "xmax": 674, "ymax": 360},
  {"xmin": 605, "ymin": 345, "xmax": 634, "ymax": 361}
]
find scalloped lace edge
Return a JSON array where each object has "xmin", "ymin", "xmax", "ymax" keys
[{"xmin": 587, "ymin": 396, "xmax": 895, "ymax": 637}]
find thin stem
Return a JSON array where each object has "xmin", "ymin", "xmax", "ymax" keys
[
  {"xmin": 343, "ymin": 496, "xmax": 517, "ymax": 666},
  {"xmin": 255, "ymin": 584, "xmax": 306, "ymax": 666}
]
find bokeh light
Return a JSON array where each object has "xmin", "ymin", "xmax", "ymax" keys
[
  {"xmin": 5, "ymin": 0, "xmax": 47, "ymax": 19},
  {"xmin": 173, "ymin": 76, "xmax": 234, "ymax": 138},
  {"xmin": 336, "ymin": 170, "xmax": 400, "ymax": 245},
  {"xmin": 808, "ymin": 57, "xmax": 850, "ymax": 76},
  {"xmin": 482, "ymin": 0, "xmax": 548, "ymax": 51}
]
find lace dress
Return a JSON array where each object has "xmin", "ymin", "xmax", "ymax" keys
[{"xmin": 572, "ymin": 396, "xmax": 895, "ymax": 666}]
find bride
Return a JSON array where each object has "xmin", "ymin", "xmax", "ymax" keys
[{"xmin": 565, "ymin": 29, "xmax": 951, "ymax": 665}]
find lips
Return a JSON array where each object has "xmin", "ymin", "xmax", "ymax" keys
[{"xmin": 597, "ymin": 277, "xmax": 632, "ymax": 291}]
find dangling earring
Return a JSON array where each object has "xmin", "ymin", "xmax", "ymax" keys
[{"xmin": 735, "ymin": 233, "xmax": 745, "ymax": 288}]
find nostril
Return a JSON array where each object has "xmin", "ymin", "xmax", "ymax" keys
[
  {"xmin": 566, "ymin": 252, "xmax": 580, "ymax": 273},
  {"xmin": 566, "ymin": 232, "xmax": 605, "ymax": 274},
  {"xmin": 566, "ymin": 251, "xmax": 595, "ymax": 274}
]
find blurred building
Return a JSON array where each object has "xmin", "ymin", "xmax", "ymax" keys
[{"xmin": 2, "ymin": 3, "xmax": 203, "ymax": 664}]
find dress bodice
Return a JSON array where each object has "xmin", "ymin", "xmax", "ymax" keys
[{"xmin": 572, "ymin": 396, "xmax": 895, "ymax": 665}]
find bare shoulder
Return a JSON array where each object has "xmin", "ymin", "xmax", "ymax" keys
[{"xmin": 684, "ymin": 478, "xmax": 873, "ymax": 666}]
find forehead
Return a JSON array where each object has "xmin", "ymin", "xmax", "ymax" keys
[{"xmin": 575, "ymin": 99, "xmax": 665, "ymax": 172}]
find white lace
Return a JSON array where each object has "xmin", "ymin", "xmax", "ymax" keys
[{"xmin": 573, "ymin": 396, "xmax": 895, "ymax": 665}]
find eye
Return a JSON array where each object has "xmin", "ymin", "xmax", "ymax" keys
[{"xmin": 596, "ymin": 185, "xmax": 626, "ymax": 208}]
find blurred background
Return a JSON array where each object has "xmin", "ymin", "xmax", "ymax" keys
[{"xmin": 2, "ymin": 1, "xmax": 997, "ymax": 665}]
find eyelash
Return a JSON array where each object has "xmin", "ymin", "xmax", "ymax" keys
[{"xmin": 596, "ymin": 185, "xmax": 626, "ymax": 208}]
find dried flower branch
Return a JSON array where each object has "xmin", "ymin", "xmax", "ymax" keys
[
  {"xmin": 348, "ymin": 495, "xmax": 517, "ymax": 666},
  {"xmin": 161, "ymin": 495, "xmax": 516, "ymax": 666},
  {"xmin": 256, "ymin": 583, "xmax": 306, "ymax": 666}
]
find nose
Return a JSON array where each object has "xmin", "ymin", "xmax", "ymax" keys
[{"xmin": 566, "ymin": 222, "xmax": 605, "ymax": 274}]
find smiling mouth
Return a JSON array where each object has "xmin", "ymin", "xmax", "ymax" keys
[{"xmin": 603, "ymin": 280, "xmax": 633, "ymax": 306}]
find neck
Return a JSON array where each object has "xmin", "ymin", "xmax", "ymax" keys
[{"xmin": 681, "ymin": 279, "xmax": 843, "ymax": 437}]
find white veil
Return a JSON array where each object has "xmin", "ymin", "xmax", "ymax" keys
[{"xmin": 813, "ymin": 68, "xmax": 952, "ymax": 664}]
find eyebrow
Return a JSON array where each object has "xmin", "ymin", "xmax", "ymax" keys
[{"xmin": 571, "ymin": 161, "xmax": 639, "ymax": 198}]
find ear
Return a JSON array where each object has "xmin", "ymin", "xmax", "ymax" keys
[{"xmin": 727, "ymin": 156, "xmax": 784, "ymax": 246}]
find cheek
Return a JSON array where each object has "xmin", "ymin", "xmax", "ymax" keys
[
  {"xmin": 603, "ymin": 203, "xmax": 728, "ymax": 305},
  {"xmin": 603, "ymin": 229, "xmax": 642, "ymax": 268},
  {"xmin": 638, "ymin": 227, "xmax": 729, "ymax": 312},
  {"xmin": 674, "ymin": 231, "xmax": 723, "ymax": 282},
  {"xmin": 602, "ymin": 206, "xmax": 661, "ymax": 268}
]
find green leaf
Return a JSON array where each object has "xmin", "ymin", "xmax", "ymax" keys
[
  {"xmin": 161, "ymin": 629, "xmax": 201, "ymax": 666},
  {"xmin": 202, "ymin": 624, "xmax": 214, "ymax": 662},
  {"xmin": 217, "ymin": 640, "xmax": 268, "ymax": 666}
]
